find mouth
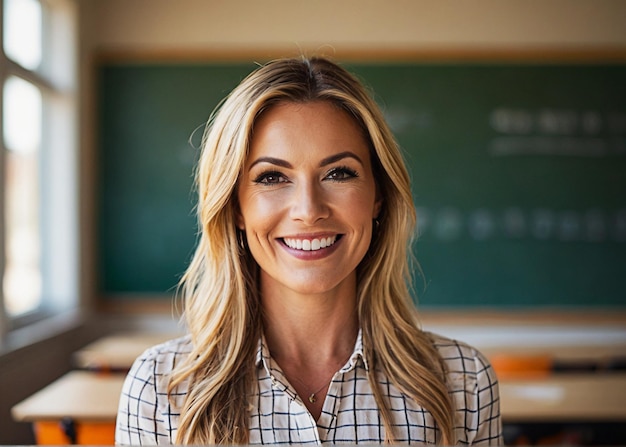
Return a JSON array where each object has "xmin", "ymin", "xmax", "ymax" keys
[{"xmin": 282, "ymin": 235, "xmax": 341, "ymax": 252}]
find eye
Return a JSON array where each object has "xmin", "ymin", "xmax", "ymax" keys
[
  {"xmin": 325, "ymin": 166, "xmax": 359, "ymax": 181},
  {"xmin": 253, "ymin": 171, "xmax": 287, "ymax": 185}
]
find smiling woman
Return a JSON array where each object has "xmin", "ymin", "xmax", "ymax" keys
[{"xmin": 115, "ymin": 57, "xmax": 503, "ymax": 446}]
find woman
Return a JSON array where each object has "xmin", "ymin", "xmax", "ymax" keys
[{"xmin": 116, "ymin": 57, "xmax": 502, "ymax": 445}]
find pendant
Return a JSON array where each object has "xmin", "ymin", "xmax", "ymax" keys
[{"xmin": 308, "ymin": 394, "xmax": 317, "ymax": 403}]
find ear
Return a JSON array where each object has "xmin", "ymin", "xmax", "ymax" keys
[
  {"xmin": 235, "ymin": 207, "xmax": 245, "ymax": 230},
  {"xmin": 373, "ymin": 197, "xmax": 383, "ymax": 220},
  {"xmin": 233, "ymin": 195, "xmax": 245, "ymax": 230}
]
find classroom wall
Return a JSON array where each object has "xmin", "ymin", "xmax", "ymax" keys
[{"xmin": 82, "ymin": 0, "xmax": 626, "ymax": 54}]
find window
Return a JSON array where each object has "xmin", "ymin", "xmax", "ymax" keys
[
  {"xmin": 3, "ymin": 75, "xmax": 43, "ymax": 316},
  {"xmin": 1, "ymin": 0, "xmax": 78, "ymax": 337}
]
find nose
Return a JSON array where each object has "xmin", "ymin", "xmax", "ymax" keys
[{"xmin": 289, "ymin": 180, "xmax": 330, "ymax": 225}]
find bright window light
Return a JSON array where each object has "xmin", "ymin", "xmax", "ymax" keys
[
  {"xmin": 3, "ymin": 0, "xmax": 42, "ymax": 71},
  {"xmin": 3, "ymin": 76, "xmax": 43, "ymax": 316},
  {"xmin": 3, "ymin": 76, "xmax": 42, "ymax": 153}
]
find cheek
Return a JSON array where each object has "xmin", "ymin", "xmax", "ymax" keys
[
  {"xmin": 343, "ymin": 189, "xmax": 378, "ymax": 221},
  {"xmin": 239, "ymin": 193, "xmax": 281, "ymax": 234}
]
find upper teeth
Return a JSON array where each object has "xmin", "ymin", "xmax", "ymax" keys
[{"xmin": 284, "ymin": 236, "xmax": 337, "ymax": 251}]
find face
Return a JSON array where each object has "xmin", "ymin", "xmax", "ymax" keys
[{"xmin": 236, "ymin": 101, "xmax": 382, "ymax": 298}]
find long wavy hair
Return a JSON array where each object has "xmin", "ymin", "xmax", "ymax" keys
[{"xmin": 169, "ymin": 56, "xmax": 455, "ymax": 444}]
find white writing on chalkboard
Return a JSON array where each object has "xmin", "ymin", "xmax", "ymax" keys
[
  {"xmin": 490, "ymin": 137, "xmax": 613, "ymax": 156},
  {"xmin": 416, "ymin": 207, "xmax": 626, "ymax": 243},
  {"xmin": 489, "ymin": 109, "xmax": 626, "ymax": 157}
]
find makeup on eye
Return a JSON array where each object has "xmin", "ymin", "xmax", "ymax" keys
[
  {"xmin": 251, "ymin": 165, "xmax": 360, "ymax": 186},
  {"xmin": 253, "ymin": 170, "xmax": 287, "ymax": 185},
  {"xmin": 324, "ymin": 166, "xmax": 359, "ymax": 181}
]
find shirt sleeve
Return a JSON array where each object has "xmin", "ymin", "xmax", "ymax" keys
[
  {"xmin": 115, "ymin": 351, "xmax": 157, "ymax": 445},
  {"xmin": 115, "ymin": 346, "xmax": 175, "ymax": 446},
  {"xmin": 430, "ymin": 333, "xmax": 503, "ymax": 446},
  {"xmin": 470, "ymin": 349, "xmax": 503, "ymax": 445}
]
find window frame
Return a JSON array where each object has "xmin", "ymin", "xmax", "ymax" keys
[{"xmin": 0, "ymin": 0, "xmax": 79, "ymax": 340}]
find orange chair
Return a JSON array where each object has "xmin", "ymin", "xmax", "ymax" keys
[
  {"xmin": 490, "ymin": 353, "xmax": 554, "ymax": 379},
  {"xmin": 33, "ymin": 419, "xmax": 115, "ymax": 445}
]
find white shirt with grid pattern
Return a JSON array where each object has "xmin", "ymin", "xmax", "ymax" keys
[{"xmin": 115, "ymin": 331, "xmax": 502, "ymax": 445}]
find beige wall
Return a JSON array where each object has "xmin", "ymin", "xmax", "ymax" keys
[{"xmin": 82, "ymin": 0, "xmax": 626, "ymax": 58}]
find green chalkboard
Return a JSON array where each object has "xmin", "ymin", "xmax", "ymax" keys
[{"xmin": 98, "ymin": 61, "xmax": 626, "ymax": 307}]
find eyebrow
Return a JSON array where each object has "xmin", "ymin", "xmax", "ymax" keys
[{"xmin": 248, "ymin": 151, "xmax": 364, "ymax": 170}]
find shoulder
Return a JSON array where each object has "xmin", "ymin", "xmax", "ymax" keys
[
  {"xmin": 426, "ymin": 332, "xmax": 502, "ymax": 445},
  {"xmin": 133, "ymin": 334, "xmax": 193, "ymax": 367},
  {"xmin": 427, "ymin": 331, "xmax": 494, "ymax": 378},
  {"xmin": 116, "ymin": 336, "xmax": 192, "ymax": 445},
  {"xmin": 123, "ymin": 335, "xmax": 193, "ymax": 391},
  {"xmin": 425, "ymin": 332, "xmax": 499, "ymax": 412}
]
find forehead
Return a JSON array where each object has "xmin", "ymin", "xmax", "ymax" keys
[{"xmin": 248, "ymin": 101, "xmax": 370, "ymax": 160}]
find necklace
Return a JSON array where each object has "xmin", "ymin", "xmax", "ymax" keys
[
  {"xmin": 293, "ymin": 375, "xmax": 333, "ymax": 404},
  {"xmin": 292, "ymin": 354, "xmax": 352, "ymax": 404},
  {"xmin": 270, "ymin": 343, "xmax": 355, "ymax": 405}
]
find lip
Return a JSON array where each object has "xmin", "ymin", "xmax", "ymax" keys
[{"xmin": 278, "ymin": 233, "xmax": 343, "ymax": 260}]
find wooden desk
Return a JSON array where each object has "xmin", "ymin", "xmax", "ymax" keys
[
  {"xmin": 499, "ymin": 373, "xmax": 626, "ymax": 422},
  {"xmin": 13, "ymin": 358, "xmax": 626, "ymax": 444},
  {"xmin": 73, "ymin": 332, "xmax": 179, "ymax": 371},
  {"xmin": 423, "ymin": 320, "xmax": 626, "ymax": 377},
  {"xmin": 11, "ymin": 371, "xmax": 125, "ymax": 445}
]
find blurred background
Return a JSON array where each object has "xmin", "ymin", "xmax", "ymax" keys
[{"xmin": 0, "ymin": 0, "xmax": 625, "ymax": 444}]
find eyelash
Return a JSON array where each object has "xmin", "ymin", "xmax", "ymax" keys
[
  {"xmin": 253, "ymin": 171, "xmax": 285, "ymax": 185},
  {"xmin": 325, "ymin": 166, "xmax": 359, "ymax": 181},
  {"xmin": 252, "ymin": 166, "xmax": 359, "ymax": 185}
]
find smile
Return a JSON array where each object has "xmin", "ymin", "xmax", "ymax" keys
[{"xmin": 283, "ymin": 235, "xmax": 338, "ymax": 251}]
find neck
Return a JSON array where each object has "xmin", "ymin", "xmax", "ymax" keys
[
  {"xmin": 260, "ymin": 273, "xmax": 360, "ymax": 421},
  {"xmin": 260, "ymin": 274, "xmax": 359, "ymax": 366}
]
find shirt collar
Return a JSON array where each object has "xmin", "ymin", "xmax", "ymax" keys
[
  {"xmin": 344, "ymin": 328, "xmax": 368, "ymax": 371},
  {"xmin": 255, "ymin": 328, "xmax": 368, "ymax": 371},
  {"xmin": 255, "ymin": 335, "xmax": 269, "ymax": 368}
]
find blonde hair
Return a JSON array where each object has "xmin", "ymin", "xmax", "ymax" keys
[{"xmin": 169, "ymin": 57, "xmax": 455, "ymax": 444}]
